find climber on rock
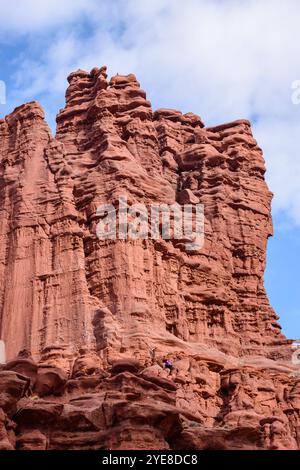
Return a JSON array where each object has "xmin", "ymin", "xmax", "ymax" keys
[{"xmin": 163, "ymin": 359, "xmax": 173, "ymax": 372}]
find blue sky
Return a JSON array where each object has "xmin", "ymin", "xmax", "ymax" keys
[{"xmin": 0, "ymin": 0, "xmax": 299, "ymax": 338}]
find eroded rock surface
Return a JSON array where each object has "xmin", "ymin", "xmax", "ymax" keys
[{"xmin": 0, "ymin": 67, "xmax": 298, "ymax": 450}]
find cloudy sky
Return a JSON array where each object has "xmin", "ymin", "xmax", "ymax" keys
[{"xmin": 0, "ymin": 0, "xmax": 299, "ymax": 337}]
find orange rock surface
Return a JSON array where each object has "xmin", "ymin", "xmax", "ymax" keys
[{"xmin": 0, "ymin": 67, "xmax": 299, "ymax": 450}]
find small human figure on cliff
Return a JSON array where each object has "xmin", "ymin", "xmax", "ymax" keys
[{"xmin": 163, "ymin": 359, "xmax": 174, "ymax": 373}]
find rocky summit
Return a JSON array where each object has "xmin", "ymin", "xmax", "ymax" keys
[{"xmin": 0, "ymin": 66, "xmax": 299, "ymax": 450}]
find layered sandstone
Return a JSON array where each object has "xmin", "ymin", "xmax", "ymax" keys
[{"xmin": 0, "ymin": 67, "xmax": 299, "ymax": 450}]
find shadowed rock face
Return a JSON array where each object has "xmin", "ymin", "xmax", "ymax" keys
[{"xmin": 0, "ymin": 66, "xmax": 299, "ymax": 450}]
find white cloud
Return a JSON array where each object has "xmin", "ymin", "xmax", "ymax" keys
[
  {"xmin": 1, "ymin": 0, "xmax": 300, "ymax": 225},
  {"xmin": 254, "ymin": 118, "xmax": 300, "ymax": 225},
  {"xmin": 0, "ymin": 0, "xmax": 92, "ymax": 33}
]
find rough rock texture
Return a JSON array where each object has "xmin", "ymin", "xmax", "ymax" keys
[{"xmin": 0, "ymin": 66, "xmax": 299, "ymax": 450}]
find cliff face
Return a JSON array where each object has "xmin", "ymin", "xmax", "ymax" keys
[{"xmin": 0, "ymin": 67, "xmax": 299, "ymax": 450}]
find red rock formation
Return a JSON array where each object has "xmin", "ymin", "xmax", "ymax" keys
[{"xmin": 0, "ymin": 66, "xmax": 299, "ymax": 450}]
